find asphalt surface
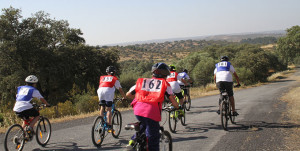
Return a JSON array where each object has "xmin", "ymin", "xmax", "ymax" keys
[{"xmin": 1, "ymin": 68, "xmax": 300, "ymax": 151}]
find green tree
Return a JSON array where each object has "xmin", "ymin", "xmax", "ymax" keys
[{"xmin": 277, "ymin": 25, "xmax": 300, "ymax": 67}]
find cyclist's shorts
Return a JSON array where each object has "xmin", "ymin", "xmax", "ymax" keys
[
  {"xmin": 15, "ymin": 108, "xmax": 39, "ymax": 120},
  {"xmin": 174, "ymin": 92, "xmax": 184, "ymax": 99},
  {"xmin": 179, "ymin": 85, "xmax": 188, "ymax": 96},
  {"xmin": 216, "ymin": 82, "xmax": 233, "ymax": 97},
  {"xmin": 99, "ymin": 100, "xmax": 113, "ymax": 107}
]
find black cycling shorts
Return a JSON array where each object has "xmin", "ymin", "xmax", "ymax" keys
[
  {"xmin": 16, "ymin": 108, "xmax": 39, "ymax": 120},
  {"xmin": 99, "ymin": 100, "xmax": 113, "ymax": 107},
  {"xmin": 216, "ymin": 81, "xmax": 234, "ymax": 97},
  {"xmin": 180, "ymin": 85, "xmax": 189, "ymax": 96},
  {"xmin": 174, "ymin": 92, "xmax": 184, "ymax": 99}
]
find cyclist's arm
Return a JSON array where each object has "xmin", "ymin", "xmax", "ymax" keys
[
  {"xmin": 214, "ymin": 74, "xmax": 216, "ymax": 84},
  {"xmin": 115, "ymin": 80, "xmax": 126, "ymax": 99},
  {"xmin": 126, "ymin": 85, "xmax": 136, "ymax": 100},
  {"xmin": 169, "ymin": 95, "xmax": 179, "ymax": 109},
  {"xmin": 233, "ymin": 72, "xmax": 240, "ymax": 85},
  {"xmin": 40, "ymin": 98, "xmax": 50, "ymax": 106},
  {"xmin": 33, "ymin": 90, "xmax": 50, "ymax": 106},
  {"xmin": 118, "ymin": 88, "xmax": 126, "ymax": 99},
  {"xmin": 230, "ymin": 65, "xmax": 240, "ymax": 85}
]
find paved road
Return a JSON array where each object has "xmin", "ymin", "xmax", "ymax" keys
[{"xmin": 1, "ymin": 69, "xmax": 300, "ymax": 151}]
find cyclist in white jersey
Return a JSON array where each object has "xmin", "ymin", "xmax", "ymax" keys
[
  {"xmin": 166, "ymin": 65, "xmax": 188, "ymax": 107},
  {"xmin": 178, "ymin": 69, "xmax": 193, "ymax": 101},
  {"xmin": 214, "ymin": 56, "xmax": 240, "ymax": 116},
  {"xmin": 97, "ymin": 66, "xmax": 126, "ymax": 131},
  {"xmin": 13, "ymin": 75, "xmax": 50, "ymax": 132}
]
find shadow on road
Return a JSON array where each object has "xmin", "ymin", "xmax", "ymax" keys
[
  {"xmin": 32, "ymin": 140, "xmax": 127, "ymax": 151},
  {"xmin": 228, "ymin": 121, "xmax": 300, "ymax": 132}
]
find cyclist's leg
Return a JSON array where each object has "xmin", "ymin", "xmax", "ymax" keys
[
  {"xmin": 136, "ymin": 116, "xmax": 160, "ymax": 151},
  {"xmin": 225, "ymin": 82, "xmax": 238, "ymax": 114},
  {"xmin": 174, "ymin": 92, "xmax": 184, "ymax": 106},
  {"xmin": 216, "ymin": 82, "xmax": 226, "ymax": 113},
  {"xmin": 106, "ymin": 101, "xmax": 113, "ymax": 126},
  {"xmin": 99, "ymin": 100, "xmax": 106, "ymax": 117},
  {"xmin": 17, "ymin": 108, "xmax": 39, "ymax": 129}
]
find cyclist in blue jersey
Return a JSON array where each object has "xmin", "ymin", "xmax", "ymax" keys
[
  {"xmin": 214, "ymin": 56, "xmax": 240, "ymax": 116},
  {"xmin": 13, "ymin": 75, "xmax": 50, "ymax": 133}
]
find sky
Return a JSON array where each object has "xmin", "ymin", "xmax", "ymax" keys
[{"xmin": 1, "ymin": 0, "xmax": 300, "ymax": 46}]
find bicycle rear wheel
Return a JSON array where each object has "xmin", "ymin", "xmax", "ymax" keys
[
  {"xmin": 112, "ymin": 110, "xmax": 122, "ymax": 138},
  {"xmin": 36, "ymin": 117, "xmax": 52, "ymax": 147},
  {"xmin": 229, "ymin": 102, "xmax": 236, "ymax": 124},
  {"xmin": 91, "ymin": 116, "xmax": 105, "ymax": 147},
  {"xmin": 4, "ymin": 124, "xmax": 26, "ymax": 151},
  {"xmin": 160, "ymin": 130, "xmax": 172, "ymax": 151},
  {"xmin": 220, "ymin": 101, "xmax": 228, "ymax": 131},
  {"xmin": 168, "ymin": 111, "xmax": 177, "ymax": 133}
]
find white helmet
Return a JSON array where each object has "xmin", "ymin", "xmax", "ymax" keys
[{"xmin": 25, "ymin": 75, "xmax": 38, "ymax": 83}]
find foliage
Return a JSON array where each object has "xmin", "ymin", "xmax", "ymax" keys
[
  {"xmin": 240, "ymin": 37, "xmax": 277, "ymax": 45},
  {"xmin": 277, "ymin": 25, "xmax": 300, "ymax": 67},
  {"xmin": 0, "ymin": 7, "xmax": 120, "ymax": 110},
  {"xmin": 75, "ymin": 94, "xmax": 98, "ymax": 113}
]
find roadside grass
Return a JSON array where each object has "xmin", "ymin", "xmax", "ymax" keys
[
  {"xmin": 281, "ymin": 84, "xmax": 300, "ymax": 150},
  {"xmin": 0, "ymin": 66, "xmax": 297, "ymax": 134}
]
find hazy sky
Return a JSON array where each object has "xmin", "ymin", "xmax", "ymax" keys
[{"xmin": 1, "ymin": 0, "xmax": 300, "ymax": 46}]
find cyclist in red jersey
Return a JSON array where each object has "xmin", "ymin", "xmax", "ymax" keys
[
  {"xmin": 97, "ymin": 66, "xmax": 126, "ymax": 131},
  {"xmin": 126, "ymin": 63, "xmax": 180, "ymax": 151}
]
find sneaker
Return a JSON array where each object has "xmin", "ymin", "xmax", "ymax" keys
[
  {"xmin": 216, "ymin": 110, "xmax": 220, "ymax": 115},
  {"xmin": 126, "ymin": 140, "xmax": 135, "ymax": 150},
  {"xmin": 107, "ymin": 125, "xmax": 113, "ymax": 133},
  {"xmin": 233, "ymin": 111, "xmax": 239, "ymax": 116}
]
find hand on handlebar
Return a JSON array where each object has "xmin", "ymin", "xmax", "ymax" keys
[{"xmin": 234, "ymin": 83, "xmax": 241, "ymax": 88}]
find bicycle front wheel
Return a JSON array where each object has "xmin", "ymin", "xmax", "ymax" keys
[
  {"xmin": 91, "ymin": 116, "xmax": 105, "ymax": 147},
  {"xmin": 186, "ymin": 94, "xmax": 192, "ymax": 111},
  {"xmin": 180, "ymin": 105, "xmax": 186, "ymax": 126},
  {"xmin": 160, "ymin": 130, "xmax": 172, "ymax": 151},
  {"xmin": 220, "ymin": 101, "xmax": 228, "ymax": 131},
  {"xmin": 112, "ymin": 110, "xmax": 122, "ymax": 138},
  {"xmin": 36, "ymin": 117, "xmax": 51, "ymax": 147},
  {"xmin": 4, "ymin": 124, "xmax": 26, "ymax": 151},
  {"xmin": 168, "ymin": 111, "xmax": 177, "ymax": 133}
]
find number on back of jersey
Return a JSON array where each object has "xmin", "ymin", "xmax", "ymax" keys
[
  {"xmin": 103, "ymin": 76, "xmax": 113, "ymax": 82},
  {"xmin": 141, "ymin": 79, "xmax": 162, "ymax": 92},
  {"xmin": 218, "ymin": 62, "xmax": 228, "ymax": 67},
  {"xmin": 168, "ymin": 72, "xmax": 176, "ymax": 78}
]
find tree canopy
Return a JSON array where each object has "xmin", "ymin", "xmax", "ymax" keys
[{"xmin": 0, "ymin": 7, "xmax": 119, "ymax": 108}]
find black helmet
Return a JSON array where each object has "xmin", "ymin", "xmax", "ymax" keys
[
  {"xmin": 183, "ymin": 69, "xmax": 188, "ymax": 73},
  {"xmin": 220, "ymin": 56, "xmax": 229, "ymax": 61},
  {"xmin": 106, "ymin": 66, "xmax": 116, "ymax": 75},
  {"xmin": 152, "ymin": 63, "xmax": 170, "ymax": 78}
]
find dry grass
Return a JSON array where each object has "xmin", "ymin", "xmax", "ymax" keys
[
  {"xmin": 0, "ymin": 107, "xmax": 132, "ymax": 134},
  {"xmin": 281, "ymin": 86, "xmax": 300, "ymax": 150}
]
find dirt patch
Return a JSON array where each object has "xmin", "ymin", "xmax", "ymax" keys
[{"xmin": 280, "ymin": 77, "xmax": 300, "ymax": 150}]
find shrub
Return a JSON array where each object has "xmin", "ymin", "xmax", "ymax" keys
[
  {"xmin": 57, "ymin": 100, "xmax": 77, "ymax": 117},
  {"xmin": 75, "ymin": 94, "xmax": 99, "ymax": 113}
]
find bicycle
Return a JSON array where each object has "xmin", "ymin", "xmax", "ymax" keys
[
  {"xmin": 219, "ymin": 84, "xmax": 240, "ymax": 131},
  {"xmin": 91, "ymin": 97, "xmax": 123, "ymax": 147},
  {"xmin": 4, "ymin": 104, "xmax": 51, "ymax": 151},
  {"xmin": 181, "ymin": 85, "xmax": 191, "ymax": 111},
  {"xmin": 124, "ymin": 106, "xmax": 174, "ymax": 151}
]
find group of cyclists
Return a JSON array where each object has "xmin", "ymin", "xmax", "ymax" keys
[{"xmin": 12, "ymin": 55, "xmax": 240, "ymax": 151}]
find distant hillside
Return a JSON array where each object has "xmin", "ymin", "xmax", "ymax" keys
[
  {"xmin": 107, "ymin": 30, "xmax": 285, "ymax": 63},
  {"xmin": 103, "ymin": 30, "xmax": 285, "ymax": 46}
]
